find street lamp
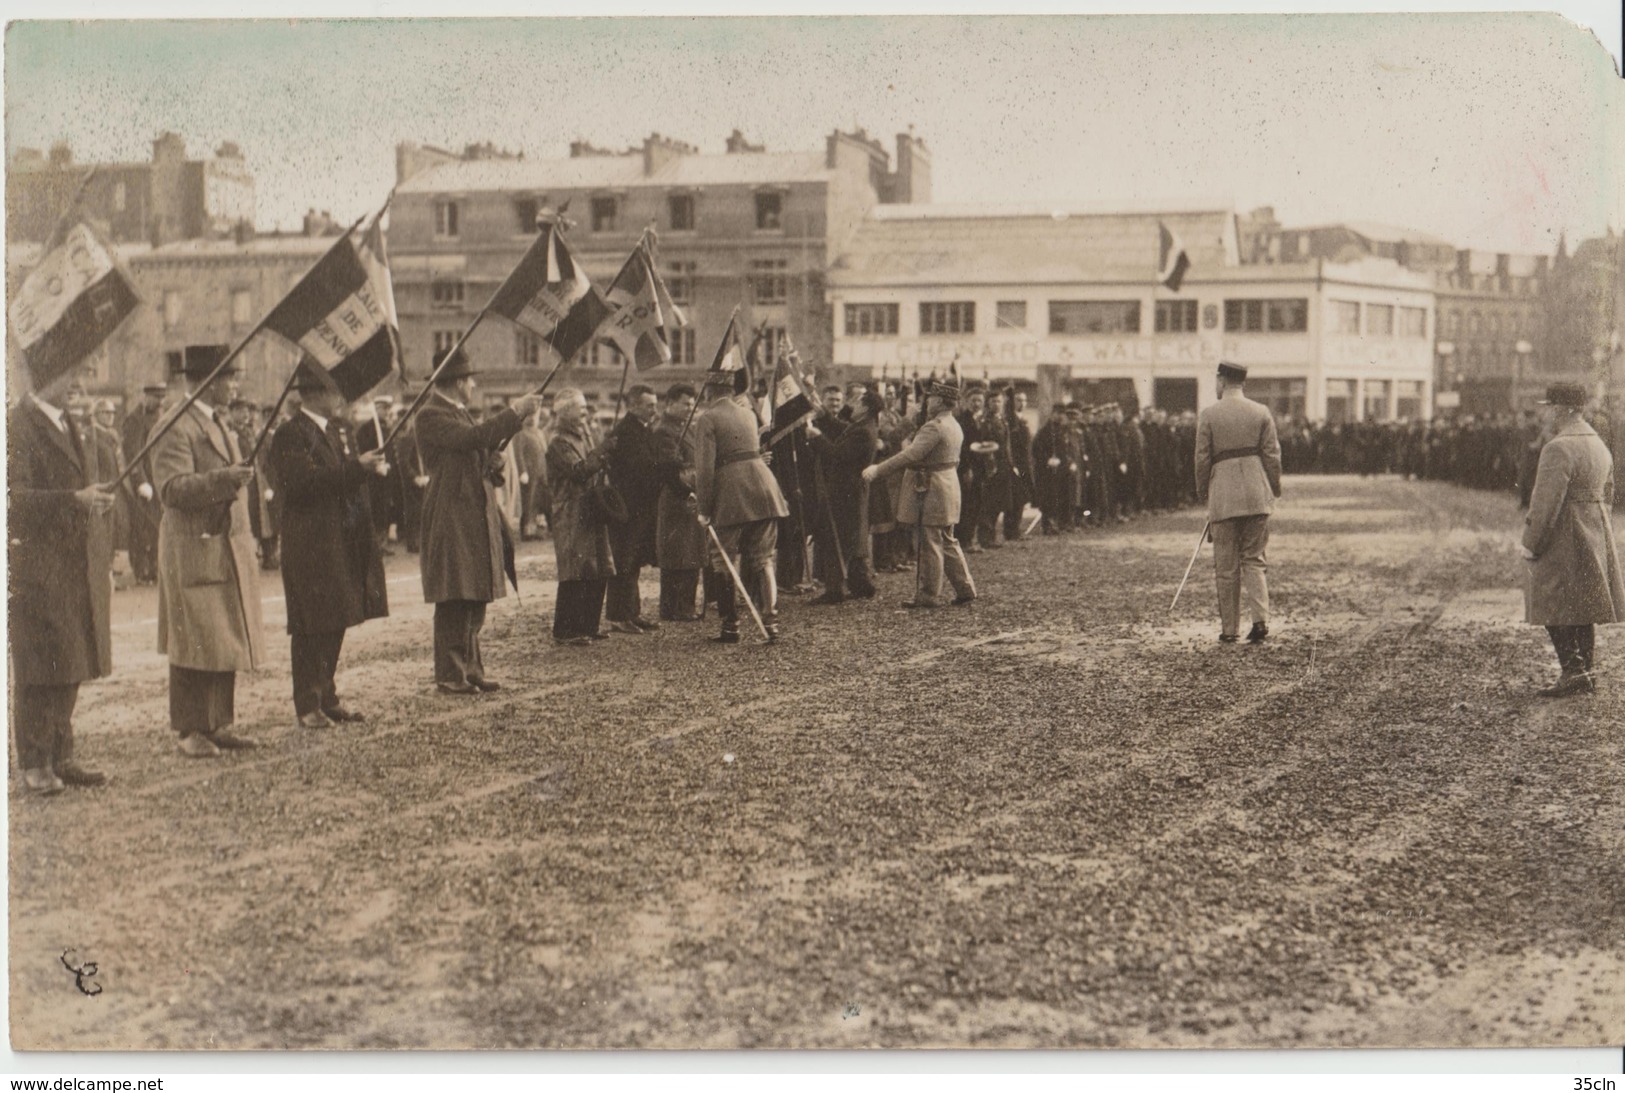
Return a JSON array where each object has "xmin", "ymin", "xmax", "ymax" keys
[{"xmin": 1514, "ymin": 339, "xmax": 1532, "ymax": 410}]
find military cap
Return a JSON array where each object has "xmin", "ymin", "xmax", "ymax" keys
[
  {"xmin": 925, "ymin": 377, "xmax": 961, "ymax": 402},
  {"xmin": 1217, "ymin": 361, "xmax": 1248, "ymax": 382}
]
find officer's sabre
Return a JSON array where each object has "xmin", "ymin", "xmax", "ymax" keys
[
  {"xmin": 1170, "ymin": 521, "xmax": 1211, "ymax": 611},
  {"xmin": 702, "ymin": 522, "xmax": 771, "ymax": 641}
]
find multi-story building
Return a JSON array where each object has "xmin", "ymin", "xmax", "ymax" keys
[
  {"xmin": 7, "ymin": 132, "xmax": 256, "ymax": 247},
  {"xmin": 1432, "ymin": 249, "xmax": 1552, "ymax": 415},
  {"xmin": 1542, "ymin": 233, "xmax": 1621, "ymax": 405},
  {"xmin": 387, "ymin": 128, "xmax": 930, "ymax": 404},
  {"xmin": 827, "ymin": 205, "xmax": 1436, "ymax": 422}
]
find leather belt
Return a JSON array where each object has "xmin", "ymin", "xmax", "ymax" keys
[
  {"xmin": 718, "ymin": 450, "xmax": 765, "ymax": 467},
  {"xmin": 1210, "ymin": 447, "xmax": 1262, "ymax": 465},
  {"xmin": 915, "ymin": 461, "xmax": 958, "ymax": 472}
]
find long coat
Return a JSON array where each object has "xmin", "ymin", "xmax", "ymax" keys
[
  {"xmin": 547, "ymin": 422, "xmax": 616, "ymax": 582},
  {"xmin": 1522, "ymin": 418, "xmax": 1625, "ymax": 625},
  {"xmin": 270, "ymin": 411, "xmax": 389, "ymax": 635},
  {"xmin": 416, "ymin": 393, "xmax": 523, "ymax": 604},
  {"xmin": 1195, "ymin": 392, "xmax": 1283, "ymax": 522},
  {"xmin": 653, "ymin": 417, "xmax": 706, "ymax": 571},
  {"xmin": 809, "ymin": 414, "xmax": 878, "ymax": 561},
  {"xmin": 608, "ymin": 412, "xmax": 661, "ymax": 571},
  {"xmin": 694, "ymin": 397, "xmax": 789, "ymax": 528},
  {"xmin": 152, "ymin": 402, "xmax": 266, "ymax": 672},
  {"xmin": 871, "ymin": 410, "xmax": 964, "ymax": 527},
  {"xmin": 7, "ymin": 400, "xmax": 113, "ymax": 685},
  {"xmin": 1031, "ymin": 418, "xmax": 1078, "ymax": 516}
]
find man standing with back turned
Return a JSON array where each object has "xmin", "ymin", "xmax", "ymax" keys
[{"xmin": 1195, "ymin": 361, "xmax": 1282, "ymax": 645}]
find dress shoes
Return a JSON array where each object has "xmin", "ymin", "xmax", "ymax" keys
[
  {"xmin": 297, "ymin": 710, "xmax": 334, "ymax": 730},
  {"xmin": 470, "ymin": 678, "xmax": 502, "ymax": 693},
  {"xmin": 23, "ymin": 767, "xmax": 65, "ymax": 795},
  {"xmin": 712, "ymin": 630, "xmax": 741, "ymax": 644},
  {"xmin": 633, "ymin": 617, "xmax": 661, "ymax": 631},
  {"xmin": 176, "ymin": 733, "xmax": 221, "ymax": 759},
  {"xmin": 553, "ymin": 636, "xmax": 592, "ymax": 647},
  {"xmin": 951, "ymin": 594, "xmax": 977, "ymax": 607},
  {"xmin": 1536, "ymin": 670, "xmax": 1595, "ymax": 698},
  {"xmin": 323, "ymin": 704, "xmax": 366, "ymax": 723},
  {"xmin": 589, "ymin": 630, "xmax": 612, "ymax": 641},
  {"xmin": 436, "ymin": 681, "xmax": 481, "ymax": 695},
  {"xmin": 1218, "ymin": 633, "xmax": 1239, "ymax": 644},
  {"xmin": 1245, "ymin": 623, "xmax": 1269, "ymax": 645},
  {"xmin": 850, "ymin": 586, "xmax": 877, "ymax": 600},
  {"xmin": 56, "ymin": 762, "xmax": 108, "ymax": 788},
  {"xmin": 609, "ymin": 619, "xmax": 645, "ymax": 635},
  {"xmin": 209, "ymin": 728, "xmax": 258, "ymax": 750},
  {"xmin": 901, "ymin": 599, "xmax": 942, "ymax": 609},
  {"xmin": 808, "ymin": 592, "xmax": 845, "ymax": 606}
]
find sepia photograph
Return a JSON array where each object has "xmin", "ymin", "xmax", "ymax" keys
[{"xmin": 4, "ymin": 4, "xmax": 1623, "ymax": 1063}]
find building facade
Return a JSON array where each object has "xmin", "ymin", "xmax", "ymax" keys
[
  {"xmin": 828, "ymin": 206, "xmax": 1435, "ymax": 422},
  {"xmin": 387, "ymin": 129, "xmax": 929, "ymax": 405},
  {"xmin": 7, "ymin": 132, "xmax": 255, "ymax": 247},
  {"xmin": 1432, "ymin": 249, "xmax": 1552, "ymax": 415}
]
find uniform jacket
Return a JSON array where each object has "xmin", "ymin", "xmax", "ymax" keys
[
  {"xmin": 694, "ymin": 396, "xmax": 789, "ymax": 528},
  {"xmin": 547, "ymin": 421, "xmax": 617, "ymax": 582},
  {"xmin": 608, "ymin": 412, "xmax": 662, "ymax": 570},
  {"xmin": 653, "ymin": 417, "xmax": 706, "ymax": 571},
  {"xmin": 1195, "ymin": 392, "xmax": 1283, "ymax": 522},
  {"xmin": 808, "ymin": 414, "xmax": 878, "ymax": 559},
  {"xmin": 1522, "ymin": 418, "xmax": 1624, "ymax": 626},
  {"xmin": 151, "ymin": 401, "xmax": 266, "ymax": 672},
  {"xmin": 1031, "ymin": 417, "xmax": 1078, "ymax": 512},
  {"xmin": 416, "ymin": 392, "xmax": 523, "ymax": 604},
  {"xmin": 270, "ymin": 411, "xmax": 389, "ymax": 635},
  {"xmin": 7, "ymin": 400, "xmax": 113, "ymax": 685},
  {"xmin": 871, "ymin": 410, "xmax": 964, "ymax": 527}
]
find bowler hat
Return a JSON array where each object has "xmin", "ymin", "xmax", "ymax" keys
[
  {"xmin": 1217, "ymin": 361, "xmax": 1248, "ymax": 382},
  {"xmin": 432, "ymin": 347, "xmax": 477, "ymax": 381},
  {"xmin": 1539, "ymin": 382, "xmax": 1587, "ymax": 408},
  {"xmin": 181, "ymin": 344, "xmax": 234, "ymax": 380}
]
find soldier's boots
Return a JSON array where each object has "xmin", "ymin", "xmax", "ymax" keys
[
  {"xmin": 714, "ymin": 580, "xmax": 741, "ymax": 644},
  {"xmin": 1537, "ymin": 669, "xmax": 1595, "ymax": 698}
]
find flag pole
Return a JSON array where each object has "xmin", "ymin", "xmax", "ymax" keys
[
  {"xmin": 678, "ymin": 303, "xmax": 741, "ymax": 446},
  {"xmin": 44, "ymin": 166, "xmax": 101, "ymax": 250},
  {"xmin": 704, "ymin": 522, "xmax": 770, "ymax": 641},
  {"xmin": 240, "ymin": 359, "xmax": 302, "ymax": 468},
  {"xmin": 108, "ymin": 214, "xmax": 368, "ymax": 489},
  {"xmin": 378, "ymin": 307, "xmax": 490, "ymax": 450}
]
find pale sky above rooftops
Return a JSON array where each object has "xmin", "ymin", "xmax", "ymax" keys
[{"xmin": 5, "ymin": 7, "xmax": 1620, "ymax": 254}]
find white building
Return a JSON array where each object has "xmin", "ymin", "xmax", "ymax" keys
[{"xmin": 827, "ymin": 205, "xmax": 1436, "ymax": 421}]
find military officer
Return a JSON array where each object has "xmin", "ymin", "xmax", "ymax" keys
[
  {"xmin": 863, "ymin": 376, "xmax": 977, "ymax": 609},
  {"xmin": 1194, "ymin": 361, "xmax": 1283, "ymax": 644},
  {"xmin": 694, "ymin": 365, "xmax": 790, "ymax": 643},
  {"xmin": 1520, "ymin": 383, "xmax": 1624, "ymax": 696}
]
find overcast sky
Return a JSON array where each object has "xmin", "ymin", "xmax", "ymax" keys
[{"xmin": 6, "ymin": 7, "xmax": 1621, "ymax": 253}]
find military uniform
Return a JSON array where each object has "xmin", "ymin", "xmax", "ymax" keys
[{"xmin": 695, "ymin": 384, "xmax": 789, "ymax": 641}]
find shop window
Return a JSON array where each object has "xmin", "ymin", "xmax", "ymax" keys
[
  {"xmin": 920, "ymin": 302, "xmax": 975, "ymax": 336},
  {"xmin": 1049, "ymin": 300, "xmax": 1139, "ymax": 335},
  {"xmin": 996, "ymin": 301, "xmax": 1028, "ymax": 330},
  {"xmin": 1154, "ymin": 299, "xmax": 1198, "ymax": 333},
  {"xmin": 845, "ymin": 303, "xmax": 899, "ymax": 336}
]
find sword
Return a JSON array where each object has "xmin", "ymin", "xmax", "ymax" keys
[
  {"xmin": 1170, "ymin": 520, "xmax": 1211, "ymax": 611},
  {"xmin": 703, "ymin": 521, "xmax": 771, "ymax": 641}
]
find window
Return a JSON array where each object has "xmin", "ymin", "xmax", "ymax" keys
[
  {"xmin": 433, "ymin": 331, "xmax": 460, "ymax": 358},
  {"xmin": 1366, "ymin": 304, "xmax": 1395, "ymax": 336},
  {"xmin": 1488, "ymin": 313, "xmax": 1502, "ymax": 336},
  {"xmin": 163, "ymin": 290, "xmax": 183, "ymax": 330},
  {"xmin": 1324, "ymin": 379, "xmax": 1355, "ymax": 424},
  {"xmin": 1049, "ymin": 300, "xmax": 1139, "ymax": 335},
  {"xmin": 845, "ymin": 303, "xmax": 899, "ymax": 336},
  {"xmin": 591, "ymin": 196, "xmax": 618, "ymax": 233},
  {"xmin": 513, "ymin": 197, "xmax": 539, "ymax": 233},
  {"xmin": 1154, "ymin": 299, "xmax": 1198, "ymax": 334},
  {"xmin": 668, "ymin": 193, "xmax": 695, "ymax": 232},
  {"xmin": 1223, "ymin": 298, "xmax": 1306, "ymax": 333},
  {"xmin": 670, "ymin": 328, "xmax": 697, "ymax": 365},
  {"xmin": 920, "ymin": 301, "xmax": 975, "ymax": 336},
  {"xmin": 1395, "ymin": 380, "xmax": 1425, "ymax": 421},
  {"xmin": 996, "ymin": 301, "xmax": 1028, "ymax": 330},
  {"xmin": 587, "ymin": 339, "xmax": 626, "ymax": 368},
  {"xmin": 1443, "ymin": 310, "xmax": 1460, "ymax": 337},
  {"xmin": 761, "ymin": 326, "xmax": 787, "ymax": 363},
  {"xmin": 1399, "ymin": 306, "xmax": 1427, "ymax": 338},
  {"xmin": 516, "ymin": 330, "xmax": 543, "ymax": 366},
  {"xmin": 751, "ymin": 259, "xmax": 788, "ymax": 305},
  {"xmin": 1363, "ymin": 379, "xmax": 1391, "ymax": 421},
  {"xmin": 431, "ymin": 281, "xmax": 465, "ymax": 311},
  {"xmin": 1469, "ymin": 311, "xmax": 1483, "ymax": 335},
  {"xmin": 754, "ymin": 192, "xmax": 783, "ymax": 231},
  {"xmin": 231, "ymin": 288, "xmax": 252, "ymax": 328},
  {"xmin": 1328, "ymin": 300, "xmax": 1361, "ymax": 335},
  {"xmin": 667, "ymin": 261, "xmax": 695, "ymax": 305},
  {"xmin": 1247, "ymin": 378, "xmax": 1307, "ymax": 419},
  {"xmin": 434, "ymin": 201, "xmax": 459, "ymax": 238}
]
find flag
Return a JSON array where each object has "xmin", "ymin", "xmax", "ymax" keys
[
  {"xmin": 708, "ymin": 312, "xmax": 750, "ymax": 394},
  {"xmin": 1158, "ymin": 221, "xmax": 1191, "ymax": 292},
  {"xmin": 766, "ymin": 343, "xmax": 818, "ymax": 447},
  {"xmin": 598, "ymin": 241, "xmax": 685, "ymax": 371},
  {"xmin": 543, "ymin": 284, "xmax": 612, "ymax": 366},
  {"xmin": 263, "ymin": 210, "xmax": 399, "ymax": 401},
  {"xmin": 8, "ymin": 222, "xmax": 140, "ymax": 388},
  {"xmin": 487, "ymin": 222, "xmax": 593, "ymax": 340}
]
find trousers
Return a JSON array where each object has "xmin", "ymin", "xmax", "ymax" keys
[
  {"xmin": 659, "ymin": 568, "xmax": 700, "ymax": 620},
  {"xmin": 170, "ymin": 666, "xmax": 236, "ymax": 738},
  {"xmin": 1546, "ymin": 625, "xmax": 1596, "ymax": 673},
  {"xmin": 291, "ymin": 629, "xmax": 346, "ymax": 716},
  {"xmin": 1211, "ymin": 514, "xmax": 1270, "ymax": 636},
  {"xmin": 912, "ymin": 524, "xmax": 976, "ymax": 606},
  {"xmin": 554, "ymin": 579, "xmax": 607, "ymax": 639},
  {"xmin": 12, "ymin": 683, "xmax": 79, "ymax": 771},
  {"xmin": 433, "ymin": 600, "xmax": 488, "ymax": 686},
  {"xmin": 606, "ymin": 565, "xmax": 644, "ymax": 623}
]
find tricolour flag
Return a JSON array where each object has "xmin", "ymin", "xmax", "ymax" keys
[
  {"xmin": 263, "ymin": 210, "xmax": 399, "ymax": 402},
  {"xmin": 598, "ymin": 241, "xmax": 687, "ymax": 371},
  {"xmin": 543, "ymin": 284, "xmax": 612, "ymax": 366},
  {"xmin": 766, "ymin": 342, "xmax": 818, "ymax": 447},
  {"xmin": 488, "ymin": 222, "xmax": 593, "ymax": 340},
  {"xmin": 8, "ymin": 222, "xmax": 140, "ymax": 388},
  {"xmin": 1158, "ymin": 220, "xmax": 1191, "ymax": 293}
]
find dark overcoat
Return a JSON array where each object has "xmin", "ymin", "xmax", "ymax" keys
[
  {"xmin": 653, "ymin": 417, "xmax": 706, "ymax": 571},
  {"xmin": 270, "ymin": 411, "xmax": 389, "ymax": 635},
  {"xmin": 416, "ymin": 392, "xmax": 523, "ymax": 604},
  {"xmin": 7, "ymin": 400, "xmax": 113, "ymax": 685},
  {"xmin": 1522, "ymin": 418, "xmax": 1625, "ymax": 625},
  {"xmin": 607, "ymin": 412, "xmax": 661, "ymax": 571},
  {"xmin": 809, "ymin": 415, "xmax": 877, "ymax": 561},
  {"xmin": 548, "ymin": 422, "xmax": 616, "ymax": 582}
]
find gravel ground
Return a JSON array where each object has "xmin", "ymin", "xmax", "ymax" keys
[{"xmin": 9, "ymin": 474, "xmax": 1622, "ymax": 1050}]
